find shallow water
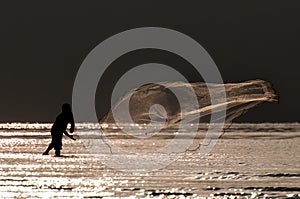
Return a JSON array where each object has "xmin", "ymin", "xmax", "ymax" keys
[{"xmin": 0, "ymin": 123, "xmax": 299, "ymax": 198}]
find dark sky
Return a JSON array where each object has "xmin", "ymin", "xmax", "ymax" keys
[{"xmin": 0, "ymin": 1, "xmax": 299, "ymax": 122}]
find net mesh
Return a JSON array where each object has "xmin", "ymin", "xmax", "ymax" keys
[{"xmin": 99, "ymin": 79, "xmax": 277, "ymax": 153}]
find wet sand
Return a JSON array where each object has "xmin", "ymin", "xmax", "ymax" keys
[{"xmin": 0, "ymin": 123, "xmax": 299, "ymax": 198}]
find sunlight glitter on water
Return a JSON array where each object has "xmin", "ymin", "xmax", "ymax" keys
[{"xmin": 0, "ymin": 123, "xmax": 299, "ymax": 198}]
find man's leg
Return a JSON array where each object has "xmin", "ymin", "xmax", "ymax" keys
[
  {"xmin": 53, "ymin": 133, "xmax": 63, "ymax": 157},
  {"xmin": 43, "ymin": 142, "xmax": 54, "ymax": 155},
  {"xmin": 54, "ymin": 144, "xmax": 62, "ymax": 157},
  {"xmin": 54, "ymin": 149, "xmax": 61, "ymax": 157}
]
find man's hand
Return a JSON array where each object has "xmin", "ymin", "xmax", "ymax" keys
[
  {"xmin": 64, "ymin": 131, "xmax": 76, "ymax": 141},
  {"xmin": 69, "ymin": 134, "xmax": 76, "ymax": 141}
]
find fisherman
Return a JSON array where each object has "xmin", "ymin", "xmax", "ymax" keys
[{"xmin": 43, "ymin": 103, "xmax": 76, "ymax": 157}]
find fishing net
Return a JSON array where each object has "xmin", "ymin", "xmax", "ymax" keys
[{"xmin": 99, "ymin": 79, "xmax": 277, "ymax": 153}]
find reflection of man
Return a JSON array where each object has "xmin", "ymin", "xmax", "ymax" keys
[{"xmin": 43, "ymin": 103, "xmax": 76, "ymax": 157}]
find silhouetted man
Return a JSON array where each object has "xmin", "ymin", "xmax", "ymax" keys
[{"xmin": 43, "ymin": 103, "xmax": 76, "ymax": 157}]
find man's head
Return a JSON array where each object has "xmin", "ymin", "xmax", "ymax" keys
[{"xmin": 62, "ymin": 103, "xmax": 72, "ymax": 113}]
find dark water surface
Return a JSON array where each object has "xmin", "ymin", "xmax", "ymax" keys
[{"xmin": 0, "ymin": 123, "xmax": 299, "ymax": 198}]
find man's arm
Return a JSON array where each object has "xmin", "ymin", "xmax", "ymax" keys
[
  {"xmin": 70, "ymin": 112, "xmax": 75, "ymax": 133},
  {"xmin": 63, "ymin": 131, "xmax": 76, "ymax": 140}
]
